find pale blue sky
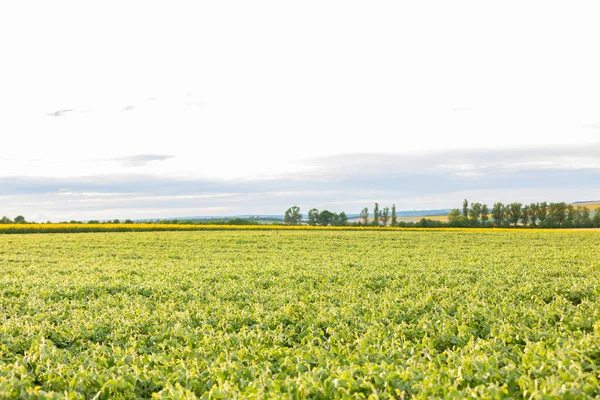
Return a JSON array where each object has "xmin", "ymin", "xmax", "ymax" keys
[{"xmin": 1, "ymin": 1, "xmax": 599, "ymax": 220}]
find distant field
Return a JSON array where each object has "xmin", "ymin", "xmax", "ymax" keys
[
  {"xmin": 397, "ymin": 215, "xmax": 448, "ymax": 223},
  {"xmin": 1, "ymin": 230, "xmax": 599, "ymax": 398},
  {"xmin": 573, "ymin": 201, "xmax": 600, "ymax": 210},
  {"xmin": 348, "ymin": 215, "xmax": 448, "ymax": 224}
]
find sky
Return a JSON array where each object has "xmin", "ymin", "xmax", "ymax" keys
[{"xmin": 1, "ymin": 1, "xmax": 599, "ymax": 221}]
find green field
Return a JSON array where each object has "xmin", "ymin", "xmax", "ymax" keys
[{"xmin": 1, "ymin": 230, "xmax": 599, "ymax": 398}]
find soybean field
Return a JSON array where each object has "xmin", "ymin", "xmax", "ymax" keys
[{"xmin": 1, "ymin": 230, "xmax": 599, "ymax": 398}]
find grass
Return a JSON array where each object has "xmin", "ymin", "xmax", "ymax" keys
[{"xmin": 1, "ymin": 230, "xmax": 599, "ymax": 398}]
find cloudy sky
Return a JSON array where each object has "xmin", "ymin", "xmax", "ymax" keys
[{"xmin": 1, "ymin": 1, "xmax": 599, "ymax": 221}]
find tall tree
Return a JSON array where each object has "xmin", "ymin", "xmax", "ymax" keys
[
  {"xmin": 284, "ymin": 206, "xmax": 302, "ymax": 225},
  {"xmin": 469, "ymin": 202, "xmax": 482, "ymax": 221},
  {"xmin": 463, "ymin": 199, "xmax": 469, "ymax": 217},
  {"xmin": 391, "ymin": 204, "xmax": 397, "ymax": 226},
  {"xmin": 548, "ymin": 202, "xmax": 567, "ymax": 226},
  {"xmin": 308, "ymin": 208, "xmax": 320, "ymax": 226},
  {"xmin": 360, "ymin": 207, "xmax": 369, "ymax": 225},
  {"xmin": 338, "ymin": 212, "xmax": 348, "ymax": 226},
  {"xmin": 593, "ymin": 208, "xmax": 600, "ymax": 228},
  {"xmin": 14, "ymin": 216, "xmax": 26, "ymax": 224},
  {"xmin": 381, "ymin": 207, "xmax": 390, "ymax": 226},
  {"xmin": 0, "ymin": 216, "xmax": 12, "ymax": 224},
  {"xmin": 537, "ymin": 202, "xmax": 548, "ymax": 222},
  {"xmin": 521, "ymin": 205, "xmax": 530, "ymax": 227},
  {"xmin": 566, "ymin": 205, "xmax": 576, "ymax": 223},
  {"xmin": 573, "ymin": 206, "xmax": 590, "ymax": 227},
  {"xmin": 492, "ymin": 202, "xmax": 505, "ymax": 227},
  {"xmin": 508, "ymin": 203, "xmax": 523, "ymax": 227},
  {"xmin": 372, "ymin": 203, "xmax": 380, "ymax": 226},
  {"xmin": 529, "ymin": 203, "xmax": 539, "ymax": 227},
  {"xmin": 481, "ymin": 204, "xmax": 489, "ymax": 225}
]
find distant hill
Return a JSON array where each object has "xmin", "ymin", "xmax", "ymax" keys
[
  {"xmin": 343, "ymin": 209, "xmax": 451, "ymax": 219},
  {"xmin": 572, "ymin": 201, "xmax": 600, "ymax": 209},
  {"xmin": 395, "ymin": 209, "xmax": 452, "ymax": 217},
  {"xmin": 137, "ymin": 215, "xmax": 284, "ymax": 223}
]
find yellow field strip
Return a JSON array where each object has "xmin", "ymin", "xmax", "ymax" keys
[{"xmin": 0, "ymin": 223, "xmax": 597, "ymax": 234}]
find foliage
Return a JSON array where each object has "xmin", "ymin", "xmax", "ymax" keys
[
  {"xmin": 360, "ymin": 208, "xmax": 369, "ymax": 225},
  {"xmin": 284, "ymin": 206, "xmax": 302, "ymax": 225},
  {"xmin": 529, "ymin": 203, "xmax": 539, "ymax": 227},
  {"xmin": 372, "ymin": 203, "xmax": 380, "ymax": 226},
  {"xmin": 308, "ymin": 209, "xmax": 320, "ymax": 226},
  {"xmin": 468, "ymin": 203, "xmax": 482, "ymax": 221},
  {"xmin": 226, "ymin": 218, "xmax": 259, "ymax": 225},
  {"xmin": 0, "ymin": 230, "xmax": 599, "ymax": 398},
  {"xmin": 481, "ymin": 204, "xmax": 489, "ymax": 224},
  {"xmin": 318, "ymin": 210, "xmax": 335, "ymax": 226},
  {"xmin": 447, "ymin": 208, "xmax": 462, "ymax": 223},
  {"xmin": 521, "ymin": 205, "xmax": 530, "ymax": 227},
  {"xmin": 337, "ymin": 212, "xmax": 348, "ymax": 226},
  {"xmin": 381, "ymin": 207, "xmax": 390, "ymax": 227},
  {"xmin": 492, "ymin": 203, "xmax": 505, "ymax": 227},
  {"xmin": 508, "ymin": 203, "xmax": 523, "ymax": 227}
]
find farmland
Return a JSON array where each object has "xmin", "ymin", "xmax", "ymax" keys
[{"xmin": 1, "ymin": 230, "xmax": 599, "ymax": 398}]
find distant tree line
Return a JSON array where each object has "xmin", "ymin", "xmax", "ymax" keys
[
  {"xmin": 0, "ymin": 216, "xmax": 261, "ymax": 225},
  {"xmin": 284, "ymin": 206, "xmax": 349, "ymax": 226},
  {"xmin": 0, "ymin": 216, "xmax": 26, "ymax": 224},
  {"xmin": 285, "ymin": 200, "xmax": 600, "ymax": 229},
  {"xmin": 447, "ymin": 199, "xmax": 600, "ymax": 228}
]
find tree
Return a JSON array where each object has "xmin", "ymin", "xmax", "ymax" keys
[
  {"xmin": 360, "ymin": 207, "xmax": 369, "ymax": 225},
  {"xmin": 338, "ymin": 212, "xmax": 348, "ymax": 226},
  {"xmin": 391, "ymin": 204, "xmax": 397, "ymax": 226},
  {"xmin": 318, "ymin": 210, "xmax": 335, "ymax": 226},
  {"xmin": 447, "ymin": 208, "xmax": 462, "ymax": 223},
  {"xmin": 508, "ymin": 203, "xmax": 522, "ymax": 227},
  {"xmin": 573, "ymin": 206, "xmax": 591, "ymax": 228},
  {"xmin": 521, "ymin": 205, "xmax": 530, "ymax": 227},
  {"xmin": 538, "ymin": 202, "xmax": 548, "ymax": 222},
  {"xmin": 594, "ymin": 208, "xmax": 600, "ymax": 228},
  {"xmin": 372, "ymin": 203, "xmax": 380, "ymax": 226},
  {"xmin": 492, "ymin": 202, "xmax": 505, "ymax": 227},
  {"xmin": 308, "ymin": 208, "xmax": 320, "ymax": 226},
  {"xmin": 14, "ymin": 215, "xmax": 26, "ymax": 224},
  {"xmin": 0, "ymin": 216, "xmax": 12, "ymax": 224},
  {"xmin": 567, "ymin": 205, "xmax": 576, "ymax": 224},
  {"xmin": 381, "ymin": 207, "xmax": 390, "ymax": 226},
  {"xmin": 481, "ymin": 204, "xmax": 489, "ymax": 225},
  {"xmin": 284, "ymin": 206, "xmax": 302, "ymax": 225},
  {"xmin": 463, "ymin": 199, "xmax": 469, "ymax": 217},
  {"xmin": 548, "ymin": 202, "xmax": 567, "ymax": 226},
  {"xmin": 529, "ymin": 203, "xmax": 539, "ymax": 227},
  {"xmin": 469, "ymin": 202, "xmax": 482, "ymax": 221}
]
